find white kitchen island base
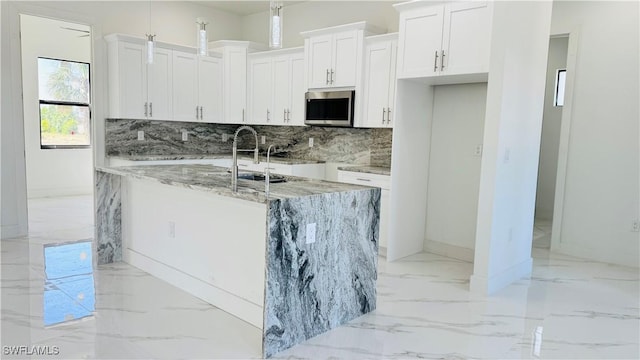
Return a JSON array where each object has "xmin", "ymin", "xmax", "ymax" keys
[{"xmin": 95, "ymin": 165, "xmax": 379, "ymax": 357}]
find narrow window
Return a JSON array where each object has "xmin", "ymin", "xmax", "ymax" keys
[
  {"xmin": 38, "ymin": 57, "xmax": 91, "ymax": 149},
  {"xmin": 554, "ymin": 69, "xmax": 566, "ymax": 107}
]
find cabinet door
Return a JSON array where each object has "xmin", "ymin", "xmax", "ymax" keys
[
  {"xmin": 307, "ymin": 34, "xmax": 333, "ymax": 88},
  {"xmin": 147, "ymin": 47, "xmax": 172, "ymax": 120},
  {"xmin": 172, "ymin": 52, "xmax": 199, "ymax": 121},
  {"xmin": 118, "ymin": 42, "xmax": 146, "ymax": 118},
  {"xmin": 226, "ymin": 47, "xmax": 247, "ymax": 123},
  {"xmin": 332, "ymin": 30, "xmax": 359, "ymax": 87},
  {"xmin": 362, "ymin": 41, "xmax": 393, "ymax": 128},
  {"xmin": 288, "ymin": 53, "xmax": 306, "ymax": 126},
  {"xmin": 248, "ymin": 57, "xmax": 272, "ymax": 124},
  {"xmin": 442, "ymin": 1, "xmax": 491, "ymax": 75},
  {"xmin": 397, "ymin": 5, "xmax": 444, "ymax": 78},
  {"xmin": 272, "ymin": 55, "xmax": 290, "ymax": 124},
  {"xmin": 386, "ymin": 40, "xmax": 398, "ymax": 127},
  {"xmin": 198, "ymin": 56, "xmax": 223, "ymax": 123}
]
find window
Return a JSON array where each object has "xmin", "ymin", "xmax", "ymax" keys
[
  {"xmin": 554, "ymin": 69, "xmax": 566, "ymax": 107},
  {"xmin": 38, "ymin": 57, "xmax": 91, "ymax": 149}
]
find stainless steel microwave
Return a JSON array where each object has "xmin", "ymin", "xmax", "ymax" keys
[{"xmin": 304, "ymin": 90, "xmax": 355, "ymax": 127}]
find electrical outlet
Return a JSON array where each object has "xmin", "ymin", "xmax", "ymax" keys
[
  {"xmin": 168, "ymin": 221, "xmax": 175, "ymax": 238},
  {"xmin": 474, "ymin": 144, "xmax": 483, "ymax": 157},
  {"xmin": 137, "ymin": 130, "xmax": 145, "ymax": 141},
  {"xmin": 222, "ymin": 133, "xmax": 228, "ymax": 142},
  {"xmin": 632, "ymin": 220, "xmax": 639, "ymax": 232},
  {"xmin": 181, "ymin": 130, "xmax": 188, "ymax": 141},
  {"xmin": 309, "ymin": 137, "xmax": 314, "ymax": 148},
  {"xmin": 306, "ymin": 223, "xmax": 316, "ymax": 244},
  {"xmin": 261, "ymin": 135, "xmax": 266, "ymax": 144}
]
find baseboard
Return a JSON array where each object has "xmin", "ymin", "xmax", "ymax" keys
[
  {"xmin": 424, "ymin": 239, "xmax": 474, "ymax": 262},
  {"xmin": 1, "ymin": 224, "xmax": 26, "ymax": 239},
  {"xmin": 125, "ymin": 249, "xmax": 264, "ymax": 329},
  {"xmin": 470, "ymin": 257, "xmax": 533, "ymax": 295},
  {"xmin": 28, "ymin": 187, "xmax": 93, "ymax": 199},
  {"xmin": 552, "ymin": 241, "xmax": 639, "ymax": 268}
]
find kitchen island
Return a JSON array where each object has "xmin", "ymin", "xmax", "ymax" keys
[{"xmin": 94, "ymin": 164, "xmax": 379, "ymax": 357}]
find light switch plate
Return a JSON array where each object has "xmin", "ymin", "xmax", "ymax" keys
[
  {"xmin": 181, "ymin": 130, "xmax": 188, "ymax": 141},
  {"xmin": 309, "ymin": 137, "xmax": 314, "ymax": 148},
  {"xmin": 261, "ymin": 135, "xmax": 266, "ymax": 144},
  {"xmin": 222, "ymin": 134, "xmax": 228, "ymax": 142},
  {"xmin": 137, "ymin": 131, "xmax": 144, "ymax": 141},
  {"xmin": 306, "ymin": 223, "xmax": 316, "ymax": 244}
]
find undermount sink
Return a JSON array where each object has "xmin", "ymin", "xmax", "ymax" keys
[{"xmin": 237, "ymin": 173, "xmax": 287, "ymax": 183}]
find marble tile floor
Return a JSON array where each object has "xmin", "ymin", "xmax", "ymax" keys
[{"xmin": 1, "ymin": 195, "xmax": 638, "ymax": 359}]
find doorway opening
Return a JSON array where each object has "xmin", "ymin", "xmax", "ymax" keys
[
  {"xmin": 533, "ymin": 35, "xmax": 569, "ymax": 249},
  {"xmin": 19, "ymin": 14, "xmax": 94, "ymax": 242}
]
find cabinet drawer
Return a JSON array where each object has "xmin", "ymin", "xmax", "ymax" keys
[{"xmin": 337, "ymin": 170, "xmax": 390, "ymax": 190}]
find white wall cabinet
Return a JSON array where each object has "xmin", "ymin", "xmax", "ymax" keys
[
  {"xmin": 396, "ymin": 1, "xmax": 492, "ymax": 80},
  {"xmin": 358, "ymin": 34, "xmax": 398, "ymax": 128},
  {"xmin": 172, "ymin": 52, "xmax": 223, "ymax": 122},
  {"xmin": 337, "ymin": 170, "xmax": 391, "ymax": 251},
  {"xmin": 211, "ymin": 41, "xmax": 267, "ymax": 124},
  {"xmin": 106, "ymin": 35, "xmax": 172, "ymax": 120},
  {"xmin": 302, "ymin": 22, "xmax": 382, "ymax": 90},
  {"xmin": 248, "ymin": 48, "xmax": 306, "ymax": 126}
]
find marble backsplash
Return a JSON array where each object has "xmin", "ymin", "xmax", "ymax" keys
[{"xmin": 105, "ymin": 119, "xmax": 392, "ymax": 167}]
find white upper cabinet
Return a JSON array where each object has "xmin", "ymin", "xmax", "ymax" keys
[
  {"xmin": 211, "ymin": 41, "xmax": 268, "ymax": 124},
  {"xmin": 359, "ymin": 34, "xmax": 398, "ymax": 128},
  {"xmin": 172, "ymin": 52, "xmax": 223, "ymax": 122},
  {"xmin": 247, "ymin": 48, "xmax": 306, "ymax": 126},
  {"xmin": 106, "ymin": 35, "xmax": 172, "ymax": 120},
  {"xmin": 302, "ymin": 22, "xmax": 382, "ymax": 90},
  {"xmin": 395, "ymin": 1, "xmax": 492, "ymax": 81},
  {"xmin": 172, "ymin": 52, "xmax": 199, "ymax": 121},
  {"xmin": 198, "ymin": 56, "xmax": 223, "ymax": 123}
]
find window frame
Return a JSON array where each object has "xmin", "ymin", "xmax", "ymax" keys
[{"xmin": 37, "ymin": 56, "xmax": 92, "ymax": 150}]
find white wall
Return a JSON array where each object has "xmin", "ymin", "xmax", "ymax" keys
[
  {"xmin": 20, "ymin": 15, "xmax": 93, "ymax": 198},
  {"xmin": 424, "ymin": 83, "xmax": 486, "ymax": 260},
  {"xmin": 535, "ymin": 36, "xmax": 568, "ymax": 221},
  {"xmin": 550, "ymin": 1, "xmax": 639, "ymax": 267},
  {"xmin": 471, "ymin": 1, "xmax": 552, "ymax": 294},
  {"xmin": 241, "ymin": 1, "xmax": 400, "ymax": 47}
]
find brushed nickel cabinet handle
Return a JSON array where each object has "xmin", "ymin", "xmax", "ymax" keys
[
  {"xmin": 144, "ymin": 102, "xmax": 148, "ymax": 117},
  {"xmin": 149, "ymin": 102, "xmax": 153, "ymax": 117},
  {"xmin": 326, "ymin": 69, "xmax": 330, "ymax": 85},
  {"xmin": 200, "ymin": 106, "xmax": 204, "ymax": 120},
  {"xmin": 330, "ymin": 69, "xmax": 335, "ymax": 84},
  {"xmin": 267, "ymin": 109, "xmax": 270, "ymax": 122},
  {"xmin": 356, "ymin": 178, "xmax": 372, "ymax": 182},
  {"xmin": 434, "ymin": 51, "xmax": 439, "ymax": 72},
  {"xmin": 387, "ymin": 107, "xmax": 392, "ymax": 123},
  {"xmin": 382, "ymin": 108, "xmax": 387, "ymax": 124},
  {"xmin": 441, "ymin": 50, "xmax": 446, "ymax": 70}
]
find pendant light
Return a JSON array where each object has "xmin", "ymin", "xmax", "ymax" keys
[
  {"xmin": 269, "ymin": 1, "xmax": 283, "ymax": 49},
  {"xmin": 196, "ymin": 18, "xmax": 208, "ymax": 56},
  {"xmin": 146, "ymin": 0, "xmax": 154, "ymax": 64}
]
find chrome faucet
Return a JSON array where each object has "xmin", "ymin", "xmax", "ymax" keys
[
  {"xmin": 231, "ymin": 125, "xmax": 259, "ymax": 192},
  {"xmin": 265, "ymin": 144, "xmax": 279, "ymax": 198}
]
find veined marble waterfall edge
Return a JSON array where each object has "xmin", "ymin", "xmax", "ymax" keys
[
  {"xmin": 263, "ymin": 189, "xmax": 380, "ymax": 357},
  {"xmin": 95, "ymin": 170, "xmax": 122, "ymax": 264}
]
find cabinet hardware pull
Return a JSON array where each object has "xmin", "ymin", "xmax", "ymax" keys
[
  {"xmin": 387, "ymin": 107, "xmax": 392, "ymax": 123},
  {"xmin": 144, "ymin": 102, "xmax": 148, "ymax": 117},
  {"xmin": 330, "ymin": 69, "xmax": 335, "ymax": 84},
  {"xmin": 242, "ymin": 109, "xmax": 245, "ymax": 122},
  {"xmin": 287, "ymin": 109, "xmax": 291, "ymax": 122},
  {"xmin": 238, "ymin": 164, "xmax": 248, "ymax": 168},
  {"xmin": 326, "ymin": 69, "xmax": 330, "ymax": 85},
  {"xmin": 356, "ymin": 178, "xmax": 372, "ymax": 182},
  {"xmin": 434, "ymin": 50, "xmax": 439, "ymax": 72},
  {"xmin": 200, "ymin": 106, "xmax": 204, "ymax": 119},
  {"xmin": 196, "ymin": 106, "xmax": 200, "ymax": 119},
  {"xmin": 149, "ymin": 102, "xmax": 153, "ymax": 117},
  {"xmin": 441, "ymin": 50, "xmax": 445, "ymax": 70},
  {"xmin": 267, "ymin": 109, "xmax": 270, "ymax": 121},
  {"xmin": 382, "ymin": 108, "xmax": 387, "ymax": 123},
  {"xmin": 284, "ymin": 109, "xmax": 287, "ymax": 121}
]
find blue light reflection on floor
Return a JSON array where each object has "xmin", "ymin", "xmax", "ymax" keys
[{"xmin": 43, "ymin": 240, "xmax": 95, "ymax": 327}]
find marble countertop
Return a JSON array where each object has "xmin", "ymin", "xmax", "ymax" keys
[
  {"xmin": 337, "ymin": 165, "xmax": 391, "ymax": 176},
  {"xmin": 96, "ymin": 164, "xmax": 374, "ymax": 203},
  {"xmin": 109, "ymin": 154, "xmax": 326, "ymax": 165}
]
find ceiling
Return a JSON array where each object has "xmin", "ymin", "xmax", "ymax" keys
[{"xmin": 193, "ymin": 1, "xmax": 306, "ymax": 16}]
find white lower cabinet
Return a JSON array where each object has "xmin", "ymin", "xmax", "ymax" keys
[{"xmin": 337, "ymin": 170, "xmax": 390, "ymax": 252}]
